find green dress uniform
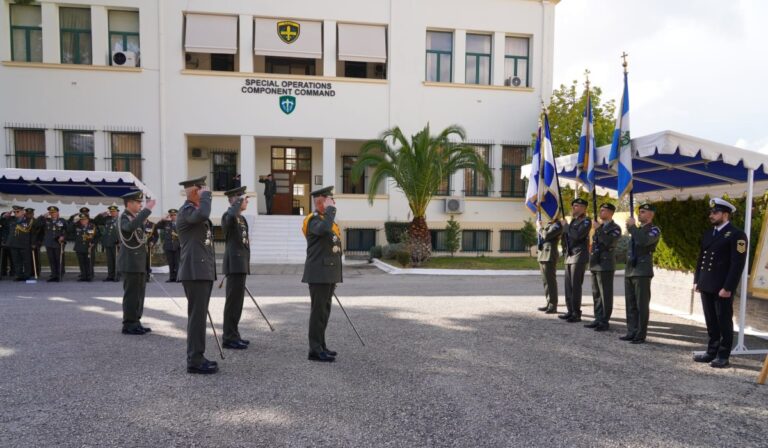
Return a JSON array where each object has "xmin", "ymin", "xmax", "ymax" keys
[
  {"xmin": 177, "ymin": 177, "xmax": 217, "ymax": 372},
  {"xmin": 562, "ymin": 203, "xmax": 591, "ymax": 322},
  {"xmin": 37, "ymin": 207, "xmax": 69, "ymax": 282},
  {"xmin": 1, "ymin": 212, "xmax": 16, "ymax": 278},
  {"xmin": 221, "ymin": 187, "xmax": 251, "ymax": 347},
  {"xmin": 588, "ymin": 213, "xmax": 622, "ymax": 330},
  {"xmin": 73, "ymin": 217, "xmax": 99, "ymax": 282},
  {"xmin": 7, "ymin": 208, "xmax": 34, "ymax": 281},
  {"xmin": 93, "ymin": 208, "xmax": 121, "ymax": 281},
  {"xmin": 623, "ymin": 211, "xmax": 661, "ymax": 343},
  {"xmin": 117, "ymin": 193, "xmax": 153, "ymax": 334},
  {"xmin": 302, "ymin": 187, "xmax": 343, "ymax": 361},
  {"xmin": 155, "ymin": 211, "xmax": 180, "ymax": 282},
  {"xmin": 537, "ymin": 220, "xmax": 563, "ymax": 312}
]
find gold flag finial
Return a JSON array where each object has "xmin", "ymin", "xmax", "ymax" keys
[
  {"xmin": 584, "ymin": 68, "xmax": 591, "ymax": 90},
  {"xmin": 621, "ymin": 52, "xmax": 629, "ymax": 73}
]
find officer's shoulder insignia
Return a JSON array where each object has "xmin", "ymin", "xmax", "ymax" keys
[
  {"xmin": 737, "ymin": 240, "xmax": 747, "ymax": 253},
  {"xmin": 648, "ymin": 226, "xmax": 660, "ymax": 237},
  {"xmin": 724, "ymin": 231, "xmax": 732, "ymax": 238},
  {"xmin": 610, "ymin": 227, "xmax": 621, "ymax": 236}
]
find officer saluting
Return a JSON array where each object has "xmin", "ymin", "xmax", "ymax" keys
[
  {"xmin": 585, "ymin": 203, "xmax": 622, "ymax": 332},
  {"xmin": 37, "ymin": 206, "xmax": 68, "ymax": 282},
  {"xmin": 93, "ymin": 205, "xmax": 121, "ymax": 282},
  {"xmin": 177, "ymin": 176, "xmax": 218, "ymax": 374},
  {"xmin": 693, "ymin": 198, "xmax": 748, "ymax": 368},
  {"xmin": 302, "ymin": 186, "xmax": 342, "ymax": 362},
  {"xmin": 221, "ymin": 186, "xmax": 251, "ymax": 350},
  {"xmin": 154, "ymin": 209, "xmax": 181, "ymax": 282},
  {"xmin": 73, "ymin": 213, "xmax": 98, "ymax": 282},
  {"xmin": 536, "ymin": 218, "xmax": 563, "ymax": 314},
  {"xmin": 560, "ymin": 198, "xmax": 591, "ymax": 322}
]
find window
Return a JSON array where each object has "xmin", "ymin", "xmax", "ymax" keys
[
  {"xmin": 184, "ymin": 14, "xmax": 238, "ymax": 72},
  {"xmin": 466, "ymin": 34, "xmax": 491, "ymax": 85},
  {"xmin": 462, "ymin": 230, "xmax": 490, "ymax": 252},
  {"xmin": 436, "ymin": 174, "xmax": 451, "ymax": 196},
  {"xmin": 464, "ymin": 145, "xmax": 490, "ymax": 197},
  {"xmin": 344, "ymin": 61, "xmax": 367, "ymax": 78},
  {"xmin": 271, "ymin": 147, "xmax": 311, "ymax": 171},
  {"xmin": 431, "ymin": 230, "xmax": 448, "ymax": 251},
  {"xmin": 109, "ymin": 10, "xmax": 140, "ymax": 64},
  {"xmin": 111, "ymin": 133, "xmax": 142, "ymax": 179},
  {"xmin": 62, "ymin": 131, "xmax": 95, "ymax": 170},
  {"xmin": 500, "ymin": 230, "xmax": 526, "ymax": 252},
  {"xmin": 60, "ymin": 8, "xmax": 92, "ymax": 65},
  {"xmin": 505, "ymin": 36, "xmax": 530, "ymax": 87},
  {"xmin": 13, "ymin": 130, "xmax": 45, "ymax": 169},
  {"xmin": 342, "ymin": 156, "xmax": 365, "ymax": 194},
  {"xmin": 266, "ymin": 57, "xmax": 316, "ymax": 75},
  {"xmin": 211, "ymin": 152, "xmax": 238, "ymax": 191},
  {"xmin": 501, "ymin": 146, "xmax": 526, "ymax": 197},
  {"xmin": 345, "ymin": 229, "xmax": 376, "ymax": 252},
  {"xmin": 426, "ymin": 31, "xmax": 452, "ymax": 82},
  {"xmin": 10, "ymin": 4, "xmax": 42, "ymax": 62}
]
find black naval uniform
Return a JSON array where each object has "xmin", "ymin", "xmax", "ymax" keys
[
  {"xmin": 623, "ymin": 222, "xmax": 661, "ymax": 343},
  {"xmin": 302, "ymin": 201, "xmax": 343, "ymax": 360},
  {"xmin": 38, "ymin": 213, "xmax": 68, "ymax": 281},
  {"xmin": 177, "ymin": 189, "xmax": 217, "ymax": 371},
  {"xmin": 8, "ymin": 214, "xmax": 34, "ymax": 281},
  {"xmin": 222, "ymin": 195, "xmax": 250, "ymax": 348},
  {"xmin": 562, "ymin": 215, "xmax": 591, "ymax": 321},
  {"xmin": 155, "ymin": 218, "xmax": 180, "ymax": 282},
  {"xmin": 588, "ymin": 219, "xmax": 622, "ymax": 329},
  {"xmin": 537, "ymin": 220, "xmax": 563, "ymax": 312},
  {"xmin": 94, "ymin": 212, "xmax": 120, "ymax": 281},
  {"xmin": 73, "ymin": 221, "xmax": 98, "ymax": 281},
  {"xmin": 118, "ymin": 206, "xmax": 153, "ymax": 333},
  {"xmin": 694, "ymin": 222, "xmax": 748, "ymax": 361}
]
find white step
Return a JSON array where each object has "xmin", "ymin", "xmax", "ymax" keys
[{"xmin": 247, "ymin": 215, "xmax": 307, "ymax": 264}]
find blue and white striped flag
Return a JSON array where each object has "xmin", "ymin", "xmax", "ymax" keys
[
  {"xmin": 577, "ymin": 93, "xmax": 596, "ymax": 191},
  {"xmin": 608, "ymin": 71, "xmax": 632, "ymax": 198},
  {"xmin": 525, "ymin": 122, "xmax": 542, "ymax": 215},
  {"xmin": 538, "ymin": 113, "xmax": 560, "ymax": 220}
]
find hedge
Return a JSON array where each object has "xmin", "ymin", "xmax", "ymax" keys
[{"xmin": 384, "ymin": 221, "xmax": 410, "ymax": 244}]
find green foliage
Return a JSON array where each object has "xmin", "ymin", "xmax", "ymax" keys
[
  {"xmin": 382, "ymin": 243, "xmax": 408, "ymax": 260},
  {"xmin": 368, "ymin": 245, "xmax": 383, "ymax": 260},
  {"xmin": 444, "ymin": 216, "xmax": 461, "ymax": 257},
  {"xmin": 520, "ymin": 219, "xmax": 537, "ymax": 252},
  {"xmin": 557, "ymin": 185, "xmax": 619, "ymax": 219},
  {"xmin": 395, "ymin": 250, "xmax": 412, "ymax": 267},
  {"xmin": 384, "ymin": 221, "xmax": 409, "ymax": 244}
]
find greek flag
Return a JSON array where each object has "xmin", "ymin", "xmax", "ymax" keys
[
  {"xmin": 538, "ymin": 113, "xmax": 560, "ymax": 220},
  {"xmin": 525, "ymin": 122, "xmax": 542, "ymax": 215},
  {"xmin": 608, "ymin": 71, "xmax": 632, "ymax": 198},
  {"xmin": 576, "ymin": 93, "xmax": 596, "ymax": 191}
]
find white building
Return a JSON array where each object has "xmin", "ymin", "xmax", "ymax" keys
[{"xmin": 1, "ymin": 0, "xmax": 558, "ymax": 261}]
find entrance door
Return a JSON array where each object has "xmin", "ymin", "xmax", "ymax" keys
[
  {"xmin": 271, "ymin": 146, "xmax": 312, "ymax": 215},
  {"xmin": 271, "ymin": 171, "xmax": 293, "ymax": 215}
]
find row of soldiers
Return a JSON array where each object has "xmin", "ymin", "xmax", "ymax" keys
[
  {"xmin": 0, "ymin": 204, "xmax": 181, "ymax": 283},
  {"xmin": 536, "ymin": 197, "xmax": 747, "ymax": 368}
]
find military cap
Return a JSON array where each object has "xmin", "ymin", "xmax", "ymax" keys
[
  {"xmin": 168, "ymin": 209, "xmax": 178, "ymax": 214},
  {"xmin": 179, "ymin": 176, "xmax": 207, "ymax": 188},
  {"xmin": 78, "ymin": 213, "xmax": 89, "ymax": 220},
  {"xmin": 310, "ymin": 186, "xmax": 334, "ymax": 198},
  {"xmin": 79, "ymin": 207, "xmax": 90, "ymax": 214},
  {"xmin": 25, "ymin": 207, "xmax": 34, "ymax": 213},
  {"xmin": 107, "ymin": 205, "xmax": 119, "ymax": 212},
  {"xmin": 600, "ymin": 203, "xmax": 616, "ymax": 211},
  {"xmin": 224, "ymin": 186, "xmax": 247, "ymax": 197},
  {"xmin": 571, "ymin": 198, "xmax": 588, "ymax": 206},
  {"xmin": 12, "ymin": 205, "xmax": 24, "ymax": 211},
  {"xmin": 47, "ymin": 206, "xmax": 59, "ymax": 212},
  {"xmin": 121, "ymin": 190, "xmax": 144, "ymax": 202},
  {"xmin": 638, "ymin": 202, "xmax": 656, "ymax": 212},
  {"xmin": 710, "ymin": 197, "xmax": 736, "ymax": 214}
]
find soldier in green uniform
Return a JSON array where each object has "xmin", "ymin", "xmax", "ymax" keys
[
  {"xmin": 7, "ymin": 205, "xmax": 34, "ymax": 281},
  {"xmin": 0, "ymin": 207, "xmax": 15, "ymax": 280},
  {"xmin": 153, "ymin": 209, "xmax": 181, "ymax": 282},
  {"xmin": 221, "ymin": 186, "xmax": 251, "ymax": 350},
  {"xmin": 117, "ymin": 191, "xmax": 156, "ymax": 335},
  {"xmin": 302, "ymin": 186, "xmax": 342, "ymax": 362},
  {"xmin": 621, "ymin": 202, "xmax": 661, "ymax": 344},
  {"xmin": 26, "ymin": 208, "xmax": 42, "ymax": 277},
  {"xmin": 536, "ymin": 218, "xmax": 563, "ymax": 314},
  {"xmin": 559, "ymin": 198, "xmax": 591, "ymax": 323},
  {"xmin": 73, "ymin": 214, "xmax": 98, "ymax": 282},
  {"xmin": 93, "ymin": 205, "xmax": 121, "ymax": 282},
  {"xmin": 585, "ymin": 203, "xmax": 622, "ymax": 331},
  {"xmin": 36, "ymin": 206, "xmax": 68, "ymax": 282},
  {"xmin": 177, "ymin": 176, "xmax": 218, "ymax": 374}
]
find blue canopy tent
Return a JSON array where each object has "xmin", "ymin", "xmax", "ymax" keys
[{"xmin": 522, "ymin": 130, "xmax": 768, "ymax": 355}]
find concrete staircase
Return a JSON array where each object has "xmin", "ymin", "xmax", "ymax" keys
[{"xmin": 247, "ymin": 214, "xmax": 307, "ymax": 264}]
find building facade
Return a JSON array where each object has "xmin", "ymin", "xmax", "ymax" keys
[{"xmin": 1, "ymin": 0, "xmax": 558, "ymax": 258}]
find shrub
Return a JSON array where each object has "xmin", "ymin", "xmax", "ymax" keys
[
  {"xmin": 395, "ymin": 250, "xmax": 411, "ymax": 267},
  {"xmin": 444, "ymin": 216, "xmax": 461, "ymax": 257},
  {"xmin": 382, "ymin": 243, "xmax": 406, "ymax": 259},
  {"xmin": 368, "ymin": 245, "xmax": 383, "ymax": 260},
  {"xmin": 384, "ymin": 221, "xmax": 410, "ymax": 244}
]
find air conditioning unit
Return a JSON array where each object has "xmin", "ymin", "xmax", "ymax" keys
[
  {"xmin": 444, "ymin": 197, "xmax": 465, "ymax": 214},
  {"xmin": 189, "ymin": 148, "xmax": 209, "ymax": 159},
  {"xmin": 112, "ymin": 50, "xmax": 137, "ymax": 67}
]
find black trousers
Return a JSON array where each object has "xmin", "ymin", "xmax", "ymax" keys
[
  {"xmin": 76, "ymin": 250, "xmax": 93, "ymax": 280},
  {"xmin": 46, "ymin": 245, "xmax": 63, "ymax": 280},
  {"xmin": 11, "ymin": 247, "xmax": 32, "ymax": 280},
  {"xmin": 164, "ymin": 249, "xmax": 180, "ymax": 280},
  {"xmin": 0, "ymin": 246, "xmax": 14, "ymax": 277},
  {"xmin": 308, "ymin": 283, "xmax": 335, "ymax": 354},
  {"xmin": 265, "ymin": 195, "xmax": 274, "ymax": 215},
  {"xmin": 564, "ymin": 262, "xmax": 587, "ymax": 316},
  {"xmin": 625, "ymin": 276, "xmax": 652, "ymax": 340},
  {"xmin": 591, "ymin": 270, "xmax": 615, "ymax": 325},
  {"xmin": 223, "ymin": 274, "xmax": 246, "ymax": 343},
  {"xmin": 183, "ymin": 280, "xmax": 213, "ymax": 367},
  {"xmin": 539, "ymin": 261, "xmax": 558, "ymax": 308},
  {"xmin": 700, "ymin": 291, "xmax": 734, "ymax": 359},
  {"xmin": 105, "ymin": 245, "xmax": 118, "ymax": 280},
  {"xmin": 122, "ymin": 272, "xmax": 147, "ymax": 330}
]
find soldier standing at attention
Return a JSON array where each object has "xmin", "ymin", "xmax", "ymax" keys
[
  {"xmin": 302, "ymin": 186, "xmax": 342, "ymax": 362},
  {"xmin": 621, "ymin": 203, "xmax": 661, "ymax": 344},
  {"xmin": 37, "ymin": 206, "xmax": 68, "ymax": 282},
  {"xmin": 0, "ymin": 207, "xmax": 16, "ymax": 279},
  {"xmin": 258, "ymin": 174, "xmax": 277, "ymax": 215},
  {"xmin": 536, "ymin": 218, "xmax": 563, "ymax": 314},
  {"xmin": 154, "ymin": 209, "xmax": 181, "ymax": 282},
  {"xmin": 585, "ymin": 203, "xmax": 622, "ymax": 332},
  {"xmin": 221, "ymin": 186, "xmax": 251, "ymax": 350},
  {"xmin": 8, "ymin": 205, "xmax": 33, "ymax": 281},
  {"xmin": 118, "ymin": 191, "xmax": 156, "ymax": 335},
  {"xmin": 73, "ymin": 213, "xmax": 98, "ymax": 282},
  {"xmin": 559, "ymin": 198, "xmax": 591, "ymax": 323},
  {"xmin": 177, "ymin": 176, "xmax": 218, "ymax": 375},
  {"xmin": 93, "ymin": 205, "xmax": 121, "ymax": 282},
  {"xmin": 693, "ymin": 198, "xmax": 748, "ymax": 368}
]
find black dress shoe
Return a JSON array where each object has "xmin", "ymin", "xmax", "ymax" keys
[
  {"xmin": 594, "ymin": 325, "xmax": 609, "ymax": 332},
  {"xmin": 566, "ymin": 315, "xmax": 582, "ymax": 323},
  {"xmin": 103, "ymin": 278, "xmax": 113, "ymax": 282},
  {"xmin": 308, "ymin": 351, "xmax": 335, "ymax": 362},
  {"xmin": 537, "ymin": 306, "xmax": 549, "ymax": 312},
  {"xmin": 165, "ymin": 279, "xmax": 175, "ymax": 283},
  {"xmin": 584, "ymin": 321, "xmax": 599, "ymax": 329},
  {"xmin": 239, "ymin": 339, "xmax": 250, "ymax": 345},
  {"xmin": 693, "ymin": 353, "xmax": 715, "ymax": 363},
  {"xmin": 139, "ymin": 325, "xmax": 152, "ymax": 333},
  {"xmin": 223, "ymin": 340, "xmax": 248, "ymax": 350},
  {"xmin": 630, "ymin": 339, "xmax": 646, "ymax": 344},
  {"xmin": 710, "ymin": 358, "xmax": 729, "ymax": 368},
  {"xmin": 122, "ymin": 327, "xmax": 146, "ymax": 335},
  {"xmin": 322, "ymin": 348, "xmax": 337, "ymax": 357},
  {"xmin": 544, "ymin": 307, "xmax": 558, "ymax": 314},
  {"xmin": 619, "ymin": 335, "xmax": 635, "ymax": 341},
  {"xmin": 558, "ymin": 313, "xmax": 573, "ymax": 320},
  {"xmin": 47, "ymin": 278, "xmax": 59, "ymax": 282},
  {"xmin": 187, "ymin": 360, "xmax": 219, "ymax": 374}
]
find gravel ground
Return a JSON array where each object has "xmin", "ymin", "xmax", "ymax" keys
[{"xmin": 1, "ymin": 265, "xmax": 766, "ymax": 447}]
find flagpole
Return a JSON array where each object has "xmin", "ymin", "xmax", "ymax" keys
[
  {"xmin": 622, "ymin": 51, "xmax": 635, "ymax": 219},
  {"xmin": 536, "ymin": 113, "xmax": 545, "ymax": 248},
  {"xmin": 585, "ymin": 73, "xmax": 598, "ymax": 220}
]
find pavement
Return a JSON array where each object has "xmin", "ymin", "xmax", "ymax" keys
[{"xmin": 1, "ymin": 265, "xmax": 766, "ymax": 447}]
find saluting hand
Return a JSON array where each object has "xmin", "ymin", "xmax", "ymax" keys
[
  {"xmin": 146, "ymin": 198, "xmax": 157, "ymax": 210},
  {"xmin": 324, "ymin": 197, "xmax": 336, "ymax": 209}
]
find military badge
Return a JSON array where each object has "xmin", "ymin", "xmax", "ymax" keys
[
  {"xmin": 277, "ymin": 20, "xmax": 300, "ymax": 44},
  {"xmin": 737, "ymin": 240, "xmax": 747, "ymax": 254},
  {"xmin": 332, "ymin": 246, "xmax": 340, "ymax": 254},
  {"xmin": 724, "ymin": 231, "xmax": 732, "ymax": 238}
]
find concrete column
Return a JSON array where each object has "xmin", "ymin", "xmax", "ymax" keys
[
  {"xmin": 323, "ymin": 20, "xmax": 337, "ymax": 76},
  {"xmin": 540, "ymin": 0, "xmax": 556, "ymax": 99},
  {"xmin": 94, "ymin": 131, "xmax": 108, "ymax": 171},
  {"xmin": 453, "ymin": 29, "xmax": 466, "ymax": 84},
  {"xmin": 239, "ymin": 135, "xmax": 256, "ymax": 193},
  {"xmin": 492, "ymin": 32, "xmax": 505, "ymax": 86},
  {"xmin": 239, "ymin": 14, "xmax": 254, "ymax": 72},
  {"xmin": 45, "ymin": 129, "xmax": 57, "ymax": 169},
  {"xmin": 0, "ymin": 2, "xmax": 10, "ymax": 61},
  {"xmin": 491, "ymin": 144, "xmax": 503, "ymax": 197},
  {"xmin": 322, "ymin": 138, "xmax": 336, "ymax": 190},
  {"xmin": 91, "ymin": 6, "xmax": 108, "ymax": 66},
  {"xmin": 41, "ymin": 3, "xmax": 60, "ymax": 63}
]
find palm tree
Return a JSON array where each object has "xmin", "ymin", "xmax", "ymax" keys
[{"xmin": 351, "ymin": 124, "xmax": 492, "ymax": 265}]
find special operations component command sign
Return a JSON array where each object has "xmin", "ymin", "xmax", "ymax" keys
[{"xmin": 241, "ymin": 79, "xmax": 337, "ymax": 115}]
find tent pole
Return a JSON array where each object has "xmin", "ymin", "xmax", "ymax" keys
[{"xmin": 733, "ymin": 168, "xmax": 754, "ymax": 353}]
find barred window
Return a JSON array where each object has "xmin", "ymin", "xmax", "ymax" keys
[
  {"xmin": 501, "ymin": 146, "xmax": 526, "ymax": 198},
  {"xmin": 436, "ymin": 174, "xmax": 451, "ymax": 196},
  {"xmin": 211, "ymin": 151, "xmax": 238, "ymax": 191},
  {"xmin": 500, "ymin": 230, "xmax": 526, "ymax": 252},
  {"xmin": 111, "ymin": 133, "xmax": 142, "ymax": 179},
  {"xmin": 462, "ymin": 230, "xmax": 490, "ymax": 252},
  {"xmin": 431, "ymin": 229, "xmax": 448, "ymax": 251},
  {"xmin": 342, "ymin": 156, "xmax": 365, "ymax": 194},
  {"xmin": 13, "ymin": 129, "xmax": 46, "ymax": 169},
  {"xmin": 10, "ymin": 4, "xmax": 42, "ymax": 62},
  {"xmin": 464, "ymin": 145, "xmax": 490, "ymax": 197},
  {"xmin": 63, "ymin": 131, "xmax": 95, "ymax": 170},
  {"xmin": 345, "ymin": 228, "xmax": 376, "ymax": 252}
]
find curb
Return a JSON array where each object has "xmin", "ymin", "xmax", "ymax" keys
[{"xmin": 371, "ymin": 258, "xmax": 626, "ymax": 277}]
